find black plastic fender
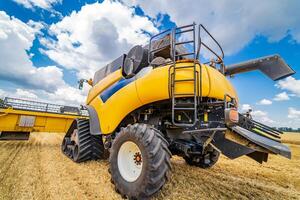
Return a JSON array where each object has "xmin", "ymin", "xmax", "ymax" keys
[{"xmin": 85, "ymin": 105, "xmax": 102, "ymax": 135}]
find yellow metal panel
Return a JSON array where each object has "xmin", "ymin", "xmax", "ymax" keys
[
  {"xmin": 86, "ymin": 69, "xmax": 123, "ymax": 105},
  {"xmin": 90, "ymin": 80, "xmax": 142, "ymax": 134},
  {"xmin": 35, "ymin": 116, "xmax": 47, "ymax": 127},
  {"xmin": 136, "ymin": 62, "xmax": 211, "ymax": 105},
  {"xmin": 85, "ymin": 61, "xmax": 238, "ymax": 134},
  {"xmin": 0, "ymin": 113, "xmax": 20, "ymax": 131},
  {"xmin": 206, "ymin": 66, "xmax": 238, "ymax": 101},
  {"xmin": 136, "ymin": 66, "xmax": 169, "ymax": 104},
  {"xmin": 45, "ymin": 117, "xmax": 68, "ymax": 132},
  {"xmin": 0, "ymin": 108, "xmax": 82, "ymax": 133}
]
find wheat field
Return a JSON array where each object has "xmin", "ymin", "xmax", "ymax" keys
[{"xmin": 0, "ymin": 132, "xmax": 299, "ymax": 200}]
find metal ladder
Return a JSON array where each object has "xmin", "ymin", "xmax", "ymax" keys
[{"xmin": 170, "ymin": 23, "xmax": 198, "ymax": 127}]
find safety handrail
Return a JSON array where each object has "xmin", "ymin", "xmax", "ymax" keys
[
  {"xmin": 148, "ymin": 28, "xmax": 172, "ymax": 63},
  {"xmin": 148, "ymin": 23, "xmax": 225, "ymax": 73},
  {"xmin": 197, "ymin": 24, "xmax": 225, "ymax": 73},
  {"xmin": 196, "ymin": 24, "xmax": 224, "ymax": 60}
]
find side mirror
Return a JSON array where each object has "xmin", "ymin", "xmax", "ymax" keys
[
  {"xmin": 78, "ymin": 79, "xmax": 84, "ymax": 90},
  {"xmin": 78, "ymin": 78, "xmax": 93, "ymax": 90}
]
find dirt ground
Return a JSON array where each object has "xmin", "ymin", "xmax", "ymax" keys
[{"xmin": 0, "ymin": 132, "xmax": 299, "ymax": 200}]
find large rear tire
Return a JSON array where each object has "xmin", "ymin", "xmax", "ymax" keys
[
  {"xmin": 109, "ymin": 123, "xmax": 172, "ymax": 199},
  {"xmin": 61, "ymin": 119, "xmax": 107, "ymax": 163}
]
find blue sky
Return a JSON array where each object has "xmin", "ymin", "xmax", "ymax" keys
[{"xmin": 0, "ymin": 0, "xmax": 300, "ymax": 128}]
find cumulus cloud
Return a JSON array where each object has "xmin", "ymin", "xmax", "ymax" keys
[
  {"xmin": 287, "ymin": 107, "xmax": 300, "ymax": 119},
  {"xmin": 125, "ymin": 0, "xmax": 300, "ymax": 56},
  {"xmin": 15, "ymin": 88, "xmax": 38, "ymax": 99},
  {"xmin": 0, "ymin": 86, "xmax": 88, "ymax": 106},
  {"xmin": 0, "ymin": 89, "xmax": 5, "ymax": 99},
  {"xmin": 257, "ymin": 99, "xmax": 272, "ymax": 105},
  {"xmin": 273, "ymin": 92, "xmax": 290, "ymax": 101},
  {"xmin": 0, "ymin": 11, "xmax": 65, "ymax": 92},
  {"xmin": 276, "ymin": 77, "xmax": 300, "ymax": 97},
  {"xmin": 0, "ymin": 88, "xmax": 39, "ymax": 101},
  {"xmin": 42, "ymin": 85, "xmax": 87, "ymax": 105},
  {"xmin": 251, "ymin": 110, "xmax": 266, "ymax": 117},
  {"xmin": 40, "ymin": 0, "xmax": 158, "ymax": 78},
  {"xmin": 240, "ymin": 104, "xmax": 252, "ymax": 112},
  {"xmin": 239, "ymin": 104, "xmax": 274, "ymax": 124},
  {"xmin": 0, "ymin": 11, "xmax": 86, "ymax": 106},
  {"xmin": 251, "ymin": 110, "xmax": 275, "ymax": 124},
  {"xmin": 13, "ymin": 0, "xmax": 62, "ymax": 10}
]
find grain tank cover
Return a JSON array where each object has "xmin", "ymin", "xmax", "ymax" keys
[{"xmin": 93, "ymin": 54, "xmax": 126, "ymax": 85}]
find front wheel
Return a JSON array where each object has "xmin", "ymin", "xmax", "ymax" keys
[{"xmin": 109, "ymin": 123, "xmax": 172, "ymax": 199}]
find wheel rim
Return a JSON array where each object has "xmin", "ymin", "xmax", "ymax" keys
[{"xmin": 117, "ymin": 141, "xmax": 143, "ymax": 182}]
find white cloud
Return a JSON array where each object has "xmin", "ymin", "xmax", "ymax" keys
[
  {"xmin": 0, "ymin": 89, "xmax": 5, "ymax": 99},
  {"xmin": 0, "ymin": 11, "xmax": 86, "ymax": 106},
  {"xmin": 273, "ymin": 92, "xmax": 290, "ymax": 101},
  {"xmin": 0, "ymin": 86, "xmax": 88, "ymax": 106},
  {"xmin": 251, "ymin": 110, "xmax": 275, "ymax": 124},
  {"xmin": 42, "ymin": 85, "xmax": 87, "ymax": 105},
  {"xmin": 0, "ymin": 11, "xmax": 65, "ymax": 92},
  {"xmin": 240, "ymin": 104, "xmax": 252, "ymax": 112},
  {"xmin": 239, "ymin": 104, "xmax": 274, "ymax": 124},
  {"xmin": 13, "ymin": 0, "xmax": 61, "ymax": 10},
  {"xmin": 251, "ymin": 110, "xmax": 267, "ymax": 117},
  {"xmin": 257, "ymin": 99, "xmax": 272, "ymax": 105},
  {"xmin": 41, "ymin": 0, "xmax": 158, "ymax": 78},
  {"xmin": 15, "ymin": 88, "xmax": 38, "ymax": 99},
  {"xmin": 287, "ymin": 107, "xmax": 300, "ymax": 119},
  {"xmin": 126, "ymin": 0, "xmax": 300, "ymax": 56},
  {"xmin": 276, "ymin": 77, "xmax": 300, "ymax": 97},
  {"xmin": 1, "ymin": 88, "xmax": 40, "ymax": 101}
]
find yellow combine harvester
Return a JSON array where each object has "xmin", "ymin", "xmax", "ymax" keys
[
  {"xmin": 0, "ymin": 97, "xmax": 87, "ymax": 140},
  {"xmin": 59, "ymin": 23, "xmax": 295, "ymax": 199},
  {"xmin": 1, "ymin": 23, "xmax": 295, "ymax": 199}
]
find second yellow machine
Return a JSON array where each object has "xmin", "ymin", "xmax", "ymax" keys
[{"xmin": 61, "ymin": 23, "xmax": 295, "ymax": 199}]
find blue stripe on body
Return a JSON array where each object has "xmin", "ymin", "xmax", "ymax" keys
[{"xmin": 100, "ymin": 77, "xmax": 135, "ymax": 103}]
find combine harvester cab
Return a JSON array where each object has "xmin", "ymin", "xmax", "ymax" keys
[
  {"xmin": 61, "ymin": 23, "xmax": 296, "ymax": 199},
  {"xmin": 0, "ymin": 97, "xmax": 88, "ymax": 140}
]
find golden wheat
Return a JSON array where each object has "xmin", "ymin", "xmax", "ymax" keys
[{"xmin": 0, "ymin": 132, "xmax": 299, "ymax": 200}]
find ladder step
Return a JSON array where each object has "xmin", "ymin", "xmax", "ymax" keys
[
  {"xmin": 173, "ymin": 107, "xmax": 195, "ymax": 110},
  {"xmin": 171, "ymin": 84, "xmax": 196, "ymax": 88},
  {"xmin": 175, "ymin": 29, "xmax": 194, "ymax": 34},
  {"xmin": 174, "ymin": 78, "xmax": 195, "ymax": 82},
  {"xmin": 175, "ymin": 40, "xmax": 194, "ymax": 45},
  {"xmin": 174, "ymin": 93, "xmax": 195, "ymax": 96},
  {"xmin": 174, "ymin": 66, "xmax": 195, "ymax": 69},
  {"xmin": 170, "ymin": 24, "xmax": 198, "ymax": 127},
  {"xmin": 174, "ymin": 102, "xmax": 195, "ymax": 106},
  {"xmin": 175, "ymin": 52, "xmax": 195, "ymax": 57}
]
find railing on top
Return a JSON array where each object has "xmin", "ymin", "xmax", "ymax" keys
[
  {"xmin": 148, "ymin": 23, "xmax": 225, "ymax": 73},
  {"xmin": 197, "ymin": 24, "xmax": 225, "ymax": 73},
  {"xmin": 1, "ymin": 97, "xmax": 88, "ymax": 116}
]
